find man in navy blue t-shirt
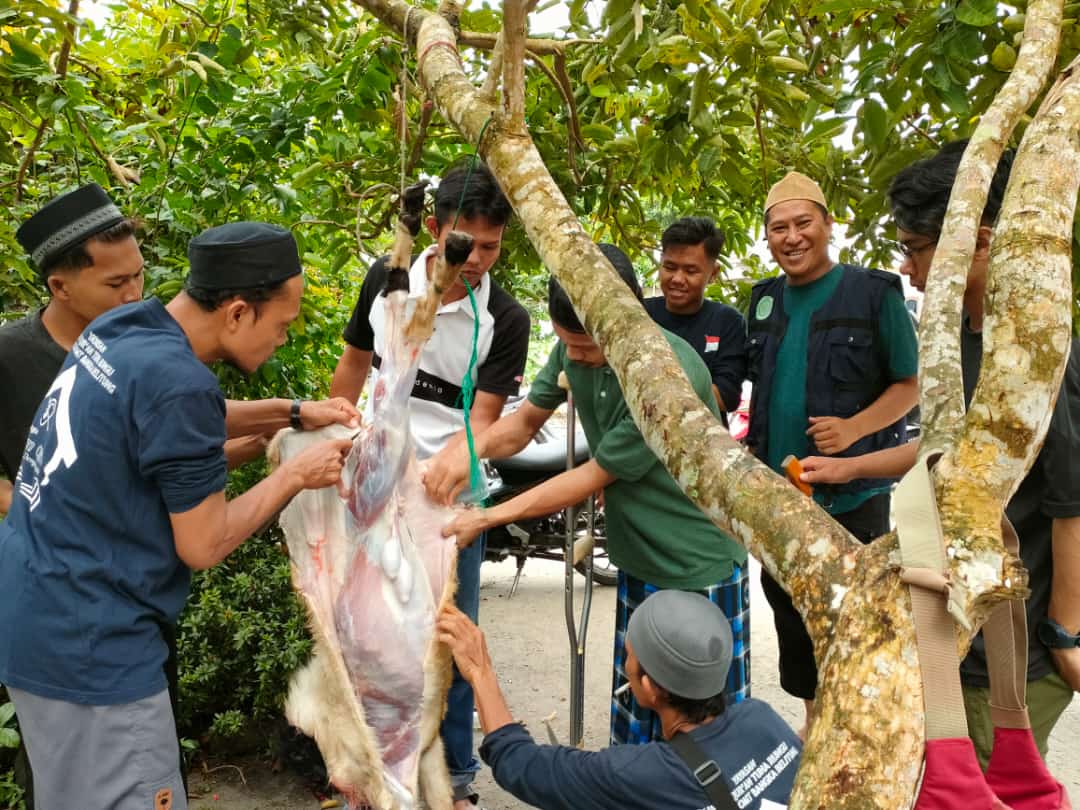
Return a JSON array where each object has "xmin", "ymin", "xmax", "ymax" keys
[
  {"xmin": 0, "ymin": 222, "xmax": 359, "ymax": 810},
  {"xmin": 644, "ymin": 216, "xmax": 747, "ymax": 415},
  {"xmin": 437, "ymin": 589, "xmax": 800, "ymax": 810}
]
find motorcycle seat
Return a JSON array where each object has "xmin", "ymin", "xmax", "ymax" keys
[{"xmin": 493, "ymin": 429, "xmax": 590, "ymax": 472}]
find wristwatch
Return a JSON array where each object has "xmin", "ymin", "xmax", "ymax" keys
[
  {"xmin": 290, "ymin": 398, "xmax": 304, "ymax": 430},
  {"xmin": 1036, "ymin": 617, "xmax": 1080, "ymax": 649}
]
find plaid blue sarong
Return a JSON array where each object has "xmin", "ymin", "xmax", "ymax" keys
[{"xmin": 610, "ymin": 564, "xmax": 750, "ymax": 746}]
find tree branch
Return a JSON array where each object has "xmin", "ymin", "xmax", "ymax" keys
[
  {"xmin": 931, "ymin": 53, "xmax": 1080, "ymax": 630},
  {"xmin": 351, "ymin": 0, "xmax": 856, "ymax": 697},
  {"xmin": 405, "ymin": 100, "xmax": 435, "ymax": 177},
  {"xmin": 917, "ymin": 0, "xmax": 1063, "ymax": 458},
  {"xmin": 502, "ymin": 0, "xmax": 528, "ymax": 134},
  {"xmin": 527, "ymin": 50, "xmax": 582, "ymax": 183},
  {"xmin": 753, "ymin": 97, "xmax": 769, "ymax": 194},
  {"xmin": 458, "ymin": 30, "xmax": 599, "ymax": 55},
  {"xmin": 479, "ymin": 32, "xmax": 504, "ymax": 103},
  {"xmin": 551, "ymin": 52, "xmax": 585, "ymax": 150}
]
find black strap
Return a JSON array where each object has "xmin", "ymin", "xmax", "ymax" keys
[
  {"xmin": 371, "ymin": 353, "xmax": 465, "ymax": 410},
  {"xmin": 668, "ymin": 732, "xmax": 739, "ymax": 810}
]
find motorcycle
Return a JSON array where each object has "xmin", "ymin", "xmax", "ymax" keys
[{"xmin": 481, "ymin": 398, "xmax": 618, "ymax": 597}]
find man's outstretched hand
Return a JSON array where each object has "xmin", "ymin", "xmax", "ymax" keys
[
  {"xmin": 443, "ymin": 508, "xmax": 489, "ymax": 549},
  {"xmin": 437, "ymin": 603, "xmax": 493, "ymax": 686},
  {"xmin": 798, "ymin": 455, "xmax": 857, "ymax": 485}
]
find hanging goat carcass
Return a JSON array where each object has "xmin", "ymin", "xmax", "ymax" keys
[{"xmin": 269, "ymin": 228, "xmax": 475, "ymax": 810}]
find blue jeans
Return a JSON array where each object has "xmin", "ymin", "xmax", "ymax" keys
[{"xmin": 441, "ymin": 533, "xmax": 485, "ymax": 799}]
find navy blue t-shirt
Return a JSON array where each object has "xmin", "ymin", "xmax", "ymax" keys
[
  {"xmin": 481, "ymin": 698, "xmax": 800, "ymax": 810},
  {"xmin": 644, "ymin": 296, "xmax": 747, "ymax": 413},
  {"xmin": 0, "ymin": 299, "xmax": 226, "ymax": 705}
]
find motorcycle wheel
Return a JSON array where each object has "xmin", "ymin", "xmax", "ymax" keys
[{"xmin": 576, "ymin": 549, "xmax": 618, "ymax": 587}]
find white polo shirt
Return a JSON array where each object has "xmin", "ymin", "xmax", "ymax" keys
[{"xmin": 343, "ymin": 246, "xmax": 530, "ymax": 458}]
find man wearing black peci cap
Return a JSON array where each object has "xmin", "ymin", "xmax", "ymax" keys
[
  {"xmin": 0, "ymin": 222, "xmax": 360, "ymax": 810},
  {"xmin": 437, "ymin": 590, "xmax": 801, "ymax": 810},
  {"xmin": 0, "ymin": 183, "xmax": 144, "ymax": 516}
]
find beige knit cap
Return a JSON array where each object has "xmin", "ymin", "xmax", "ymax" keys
[{"xmin": 764, "ymin": 171, "xmax": 828, "ymax": 214}]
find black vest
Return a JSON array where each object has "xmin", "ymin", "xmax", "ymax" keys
[{"xmin": 745, "ymin": 264, "xmax": 907, "ymax": 507}]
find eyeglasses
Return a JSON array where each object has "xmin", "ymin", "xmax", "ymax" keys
[{"xmin": 893, "ymin": 240, "xmax": 937, "ymax": 260}]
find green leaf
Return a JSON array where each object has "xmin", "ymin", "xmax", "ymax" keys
[
  {"xmin": 805, "ymin": 116, "xmax": 850, "ymax": 144},
  {"xmin": 589, "ymin": 84, "xmax": 612, "ymax": 98},
  {"xmin": 0, "ymin": 727, "xmax": 19, "ymax": 748},
  {"xmin": 720, "ymin": 110, "xmax": 756, "ymax": 127},
  {"xmin": 0, "ymin": 702, "xmax": 14, "ymax": 726},
  {"xmin": 955, "ymin": 0, "xmax": 998, "ymax": 27},
  {"xmin": 689, "ymin": 68, "xmax": 711, "ymax": 128},
  {"xmin": 860, "ymin": 98, "xmax": 887, "ymax": 148},
  {"xmin": 581, "ymin": 123, "xmax": 616, "ymax": 141}
]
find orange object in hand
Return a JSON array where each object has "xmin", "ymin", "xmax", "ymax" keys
[{"xmin": 782, "ymin": 455, "xmax": 813, "ymax": 497}]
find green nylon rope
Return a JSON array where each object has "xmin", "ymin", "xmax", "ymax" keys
[
  {"xmin": 452, "ymin": 114, "xmax": 494, "ymax": 505},
  {"xmin": 459, "ymin": 279, "xmax": 485, "ymax": 502}
]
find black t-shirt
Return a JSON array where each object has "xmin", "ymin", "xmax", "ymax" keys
[
  {"xmin": 959, "ymin": 318, "xmax": 1080, "ymax": 685},
  {"xmin": 643, "ymin": 296, "xmax": 747, "ymax": 412},
  {"xmin": 0, "ymin": 308, "xmax": 68, "ymax": 481}
]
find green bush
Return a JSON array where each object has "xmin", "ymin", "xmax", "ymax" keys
[
  {"xmin": 0, "ymin": 695, "xmax": 25, "ymax": 810},
  {"xmin": 176, "ymin": 515, "xmax": 313, "ymax": 745}
]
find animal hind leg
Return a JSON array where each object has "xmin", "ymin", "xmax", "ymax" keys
[{"xmin": 418, "ymin": 735, "xmax": 453, "ymax": 810}]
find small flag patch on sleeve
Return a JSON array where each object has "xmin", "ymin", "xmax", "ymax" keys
[{"xmin": 704, "ymin": 335, "xmax": 719, "ymax": 353}]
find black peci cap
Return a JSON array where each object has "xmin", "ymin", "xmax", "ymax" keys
[
  {"xmin": 16, "ymin": 183, "xmax": 126, "ymax": 270},
  {"xmin": 187, "ymin": 222, "xmax": 302, "ymax": 290}
]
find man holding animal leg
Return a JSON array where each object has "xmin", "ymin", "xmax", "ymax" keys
[
  {"xmin": 644, "ymin": 216, "xmax": 746, "ymax": 417},
  {"xmin": 427, "ymin": 244, "xmax": 750, "ymax": 748},
  {"xmin": 800, "ymin": 142, "xmax": 1080, "ymax": 764},
  {"xmin": 331, "ymin": 161, "xmax": 530, "ymax": 808},
  {"xmin": 0, "ymin": 222, "xmax": 359, "ymax": 810},
  {"xmin": 437, "ymin": 589, "xmax": 799, "ymax": 810},
  {"xmin": 744, "ymin": 171, "xmax": 919, "ymax": 735}
]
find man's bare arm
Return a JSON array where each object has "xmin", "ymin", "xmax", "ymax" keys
[
  {"xmin": 423, "ymin": 400, "xmax": 554, "ymax": 505},
  {"xmin": 807, "ymin": 376, "xmax": 918, "ymax": 455},
  {"xmin": 170, "ymin": 437, "xmax": 353, "ymax": 570},
  {"xmin": 329, "ymin": 345, "xmax": 373, "ymax": 405},
  {"xmin": 443, "ymin": 459, "xmax": 615, "ymax": 547},
  {"xmin": 436, "ymin": 604, "xmax": 515, "ymax": 734},
  {"xmin": 224, "ymin": 435, "xmax": 273, "ymax": 470},
  {"xmin": 224, "ymin": 398, "xmax": 358, "ymax": 438},
  {"xmin": 438, "ymin": 391, "xmax": 510, "ymax": 457},
  {"xmin": 1049, "ymin": 515, "xmax": 1080, "ymax": 691},
  {"xmin": 800, "ymin": 441, "xmax": 919, "ymax": 485},
  {"xmin": 0, "ymin": 478, "xmax": 11, "ymax": 515}
]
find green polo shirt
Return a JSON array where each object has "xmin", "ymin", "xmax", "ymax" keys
[{"xmin": 528, "ymin": 329, "xmax": 747, "ymax": 588}]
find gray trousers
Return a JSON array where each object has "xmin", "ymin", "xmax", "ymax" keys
[{"xmin": 8, "ymin": 686, "xmax": 187, "ymax": 810}]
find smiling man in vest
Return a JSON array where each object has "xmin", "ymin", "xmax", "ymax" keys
[{"xmin": 744, "ymin": 171, "xmax": 918, "ymax": 734}]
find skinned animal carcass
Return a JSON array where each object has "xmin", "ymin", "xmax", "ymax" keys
[{"xmin": 269, "ymin": 265, "xmax": 461, "ymax": 809}]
